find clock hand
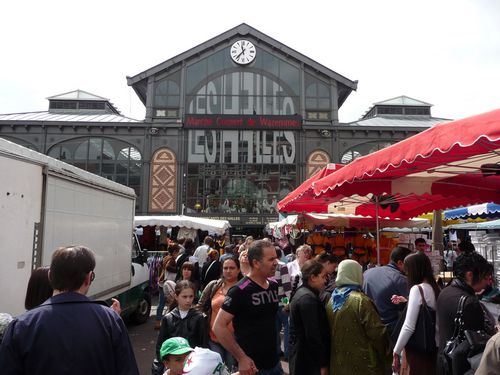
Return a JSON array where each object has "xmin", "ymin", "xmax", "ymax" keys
[{"xmin": 236, "ymin": 48, "xmax": 245, "ymax": 59}]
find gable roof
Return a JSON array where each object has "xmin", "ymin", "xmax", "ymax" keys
[
  {"xmin": 127, "ymin": 23, "xmax": 358, "ymax": 105},
  {"xmin": 47, "ymin": 89, "xmax": 110, "ymax": 102},
  {"xmin": 374, "ymin": 95, "xmax": 433, "ymax": 107},
  {"xmin": 350, "ymin": 116, "xmax": 450, "ymax": 128}
]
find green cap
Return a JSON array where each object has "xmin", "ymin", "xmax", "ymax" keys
[{"xmin": 160, "ymin": 337, "xmax": 194, "ymax": 360}]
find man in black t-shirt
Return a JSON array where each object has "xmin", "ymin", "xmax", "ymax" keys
[{"xmin": 214, "ymin": 239, "xmax": 282, "ymax": 375}]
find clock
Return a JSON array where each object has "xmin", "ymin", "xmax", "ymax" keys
[{"xmin": 230, "ymin": 40, "xmax": 256, "ymax": 65}]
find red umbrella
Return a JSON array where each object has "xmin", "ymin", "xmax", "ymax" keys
[
  {"xmin": 277, "ymin": 163, "xmax": 344, "ymax": 213},
  {"xmin": 311, "ymin": 108, "xmax": 500, "ymax": 219}
]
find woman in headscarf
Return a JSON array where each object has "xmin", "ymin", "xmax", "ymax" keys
[{"xmin": 326, "ymin": 259, "xmax": 391, "ymax": 375}]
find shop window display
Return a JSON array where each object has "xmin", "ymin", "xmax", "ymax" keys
[{"xmin": 185, "ymin": 162, "xmax": 294, "ymax": 215}]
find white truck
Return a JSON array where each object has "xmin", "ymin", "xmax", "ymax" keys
[{"xmin": 0, "ymin": 137, "xmax": 151, "ymax": 322}]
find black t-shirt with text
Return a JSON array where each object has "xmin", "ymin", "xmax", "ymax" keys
[{"xmin": 221, "ymin": 276, "xmax": 279, "ymax": 370}]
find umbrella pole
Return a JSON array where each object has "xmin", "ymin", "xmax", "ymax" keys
[
  {"xmin": 375, "ymin": 196, "xmax": 381, "ymax": 265},
  {"xmin": 432, "ymin": 210, "xmax": 444, "ymax": 273}
]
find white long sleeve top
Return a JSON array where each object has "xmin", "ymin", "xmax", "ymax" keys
[{"xmin": 393, "ymin": 282, "xmax": 438, "ymax": 355}]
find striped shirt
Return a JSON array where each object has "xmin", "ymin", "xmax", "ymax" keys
[{"xmin": 273, "ymin": 261, "xmax": 291, "ymax": 307}]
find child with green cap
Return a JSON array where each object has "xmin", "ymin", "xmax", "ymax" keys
[
  {"xmin": 160, "ymin": 337, "xmax": 194, "ymax": 375},
  {"xmin": 160, "ymin": 336, "xmax": 232, "ymax": 375}
]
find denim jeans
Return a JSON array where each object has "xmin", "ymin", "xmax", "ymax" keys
[
  {"xmin": 208, "ymin": 339, "xmax": 236, "ymax": 372},
  {"xmin": 275, "ymin": 307, "xmax": 289, "ymax": 359},
  {"xmin": 256, "ymin": 361, "xmax": 284, "ymax": 375},
  {"xmin": 155, "ymin": 288, "xmax": 165, "ymax": 321}
]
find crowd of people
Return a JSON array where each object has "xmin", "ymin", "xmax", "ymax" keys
[
  {"xmin": 150, "ymin": 235, "xmax": 499, "ymax": 375},
  {"xmin": 1, "ymin": 236, "xmax": 499, "ymax": 375}
]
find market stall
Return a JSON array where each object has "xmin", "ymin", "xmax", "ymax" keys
[
  {"xmin": 134, "ymin": 215, "xmax": 231, "ymax": 235},
  {"xmin": 279, "ymin": 108, "xmax": 500, "ymax": 264},
  {"xmin": 134, "ymin": 215, "xmax": 231, "ymax": 251},
  {"xmin": 268, "ymin": 213, "xmax": 429, "ymax": 266}
]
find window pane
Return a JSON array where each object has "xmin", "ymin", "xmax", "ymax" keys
[
  {"xmin": 186, "ymin": 60, "xmax": 207, "ymax": 94},
  {"xmin": 167, "ymin": 80, "xmax": 180, "ymax": 95},
  {"xmin": 306, "ymin": 98, "xmax": 317, "ymax": 108},
  {"xmin": 102, "ymin": 140, "xmax": 115, "ymax": 160},
  {"xmin": 101, "ymin": 163, "xmax": 114, "ymax": 174},
  {"xmin": 74, "ymin": 140, "xmax": 89, "ymax": 160},
  {"xmin": 318, "ymin": 98, "xmax": 330, "ymax": 109},
  {"xmin": 306, "ymin": 83, "xmax": 316, "ymax": 97},
  {"xmin": 261, "ymin": 50, "xmax": 279, "ymax": 77},
  {"xmin": 279, "ymin": 60, "xmax": 300, "ymax": 96},
  {"xmin": 116, "ymin": 161, "xmax": 128, "ymax": 174},
  {"xmin": 317, "ymin": 82, "xmax": 330, "ymax": 97},
  {"xmin": 207, "ymin": 49, "xmax": 224, "ymax": 76},
  {"xmin": 167, "ymin": 95, "xmax": 180, "ymax": 107},
  {"xmin": 88, "ymin": 139, "xmax": 102, "ymax": 160},
  {"xmin": 129, "ymin": 147, "xmax": 141, "ymax": 160}
]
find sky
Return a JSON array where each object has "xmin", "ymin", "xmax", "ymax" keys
[{"xmin": 1, "ymin": 0, "xmax": 499, "ymax": 123}]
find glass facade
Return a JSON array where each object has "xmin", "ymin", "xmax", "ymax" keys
[
  {"xmin": 185, "ymin": 49, "xmax": 300, "ymax": 116},
  {"xmin": 149, "ymin": 39, "xmax": 341, "ymax": 219},
  {"xmin": 184, "ymin": 129, "xmax": 296, "ymax": 215},
  {"xmin": 48, "ymin": 137, "xmax": 143, "ymax": 211}
]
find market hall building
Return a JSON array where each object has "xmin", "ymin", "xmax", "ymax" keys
[{"xmin": 0, "ymin": 24, "xmax": 448, "ymax": 234}]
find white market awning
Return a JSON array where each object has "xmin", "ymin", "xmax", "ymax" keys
[{"xmin": 134, "ymin": 215, "xmax": 230, "ymax": 235}]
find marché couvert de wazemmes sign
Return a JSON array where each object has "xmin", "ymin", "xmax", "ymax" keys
[{"xmin": 185, "ymin": 114, "xmax": 299, "ymax": 165}]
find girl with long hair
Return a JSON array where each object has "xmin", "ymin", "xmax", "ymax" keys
[
  {"xmin": 180, "ymin": 262, "xmax": 200, "ymax": 300},
  {"xmin": 392, "ymin": 252, "xmax": 440, "ymax": 374},
  {"xmin": 155, "ymin": 280, "xmax": 207, "ymax": 374}
]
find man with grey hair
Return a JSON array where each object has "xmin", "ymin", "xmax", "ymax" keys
[
  {"xmin": 214, "ymin": 239, "xmax": 283, "ymax": 375},
  {"xmin": 287, "ymin": 245, "xmax": 313, "ymax": 290},
  {"xmin": 0, "ymin": 245, "xmax": 139, "ymax": 375}
]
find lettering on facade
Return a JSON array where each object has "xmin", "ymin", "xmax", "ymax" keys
[
  {"xmin": 188, "ymin": 130, "xmax": 296, "ymax": 164},
  {"xmin": 187, "ymin": 72, "xmax": 298, "ymax": 116},
  {"xmin": 184, "ymin": 115, "xmax": 302, "ymax": 130}
]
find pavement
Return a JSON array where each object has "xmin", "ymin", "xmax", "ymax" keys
[{"xmin": 126, "ymin": 294, "xmax": 289, "ymax": 375}]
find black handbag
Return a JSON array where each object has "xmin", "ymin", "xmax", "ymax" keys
[
  {"xmin": 391, "ymin": 285, "xmax": 437, "ymax": 353},
  {"xmin": 442, "ymin": 295, "xmax": 492, "ymax": 375},
  {"xmin": 464, "ymin": 329, "xmax": 491, "ymax": 356}
]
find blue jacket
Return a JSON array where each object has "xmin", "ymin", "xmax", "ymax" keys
[
  {"xmin": 362, "ymin": 262, "xmax": 408, "ymax": 332},
  {"xmin": 0, "ymin": 292, "xmax": 139, "ymax": 375}
]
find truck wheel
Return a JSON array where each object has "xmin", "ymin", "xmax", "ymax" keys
[{"xmin": 132, "ymin": 293, "xmax": 151, "ymax": 324}]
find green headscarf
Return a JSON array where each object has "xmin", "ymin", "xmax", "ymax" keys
[{"xmin": 335, "ymin": 259, "xmax": 362, "ymax": 287}]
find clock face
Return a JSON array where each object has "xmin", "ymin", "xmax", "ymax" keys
[{"xmin": 230, "ymin": 40, "xmax": 256, "ymax": 65}]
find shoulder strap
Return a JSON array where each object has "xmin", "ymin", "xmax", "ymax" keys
[
  {"xmin": 417, "ymin": 285, "xmax": 427, "ymax": 307},
  {"xmin": 450, "ymin": 295, "xmax": 468, "ymax": 340},
  {"xmin": 204, "ymin": 261, "xmax": 216, "ymax": 280}
]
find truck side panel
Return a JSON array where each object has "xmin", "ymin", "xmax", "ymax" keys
[
  {"xmin": 42, "ymin": 174, "xmax": 135, "ymax": 300},
  {"xmin": 0, "ymin": 156, "xmax": 44, "ymax": 317}
]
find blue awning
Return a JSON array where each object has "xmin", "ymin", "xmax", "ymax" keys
[
  {"xmin": 444, "ymin": 203, "xmax": 500, "ymax": 219},
  {"xmin": 447, "ymin": 219, "xmax": 500, "ymax": 230}
]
